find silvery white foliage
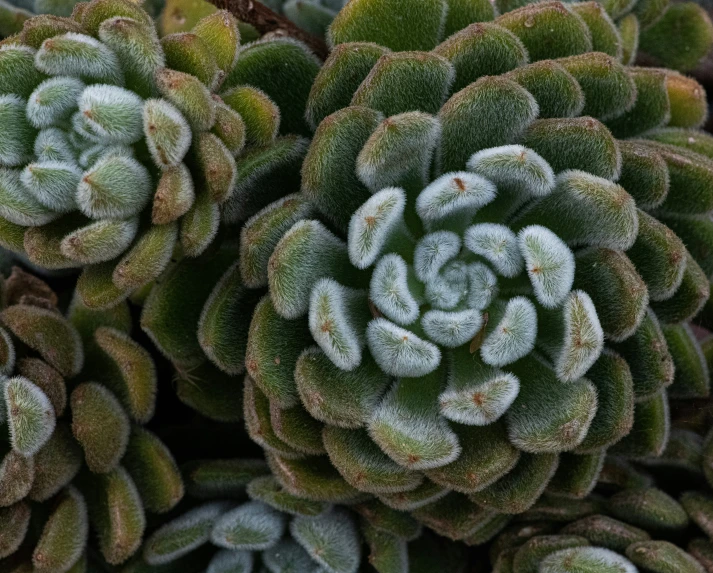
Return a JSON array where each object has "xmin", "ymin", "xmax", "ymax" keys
[
  {"xmin": 309, "ymin": 278, "xmax": 368, "ymax": 371},
  {"xmin": 4, "ymin": 376, "xmax": 56, "ymax": 457},
  {"xmin": 518, "ymin": 225, "xmax": 575, "ymax": 309},
  {"xmin": 348, "ymin": 187, "xmax": 409, "ymax": 269},
  {"xmin": 440, "ymin": 369, "xmax": 520, "ymax": 426},
  {"xmin": 21, "ymin": 160, "xmax": 81, "ymax": 212},
  {"xmin": 0, "ymin": 95, "xmax": 34, "ymax": 167},
  {"xmin": 60, "ymin": 217, "xmax": 140, "ymax": 264},
  {"xmin": 481, "ymin": 297, "xmax": 538, "ymax": 367},
  {"xmin": 145, "ymin": 502, "xmax": 233, "ymax": 565},
  {"xmin": 413, "ymin": 230, "xmax": 461, "ymax": 283},
  {"xmin": 540, "ymin": 547, "xmax": 638, "ymax": 573},
  {"xmin": 76, "ymin": 154, "xmax": 151, "ymax": 219},
  {"xmin": 79, "ymin": 85, "xmax": 144, "ymax": 144},
  {"xmin": 366, "ymin": 318, "xmax": 441, "ymax": 378},
  {"xmin": 290, "ymin": 509, "xmax": 361, "ymax": 573},
  {"xmin": 26, "ymin": 76, "xmax": 86, "ymax": 129},
  {"xmin": 34, "ymin": 128, "xmax": 76, "ymax": 163},
  {"xmin": 556, "ymin": 290, "xmax": 604, "ymax": 382},
  {"xmin": 368, "ymin": 378, "xmax": 462, "ymax": 470},
  {"xmin": 415, "ymin": 171, "xmax": 496, "ymax": 229},
  {"xmin": 143, "ymin": 98, "xmax": 192, "ymax": 169},
  {"xmin": 35, "ymin": 33, "xmax": 124, "ymax": 85},
  {"xmin": 207, "ymin": 549, "xmax": 254, "ymax": 573},
  {"xmin": 72, "ymin": 109, "xmax": 104, "ymax": 143},
  {"xmin": 370, "ymin": 254, "xmax": 422, "ymax": 326},
  {"xmin": 78, "ymin": 143, "xmax": 133, "ymax": 169},
  {"xmin": 356, "ymin": 111, "xmax": 441, "ymax": 192},
  {"xmin": 211, "ymin": 501, "xmax": 287, "ymax": 551},
  {"xmin": 421, "ymin": 309, "xmax": 483, "ymax": 348},
  {"xmin": 424, "ymin": 260, "xmax": 468, "ymax": 310},
  {"xmin": 464, "ymin": 223, "xmax": 523, "ymax": 278},
  {"xmin": 467, "ymin": 145, "xmax": 555, "ymax": 197},
  {"xmin": 465, "ymin": 262, "xmax": 498, "ymax": 310},
  {"xmin": 263, "ymin": 539, "xmax": 321, "ymax": 573},
  {"xmin": 0, "ymin": 167, "xmax": 57, "ymax": 226}
]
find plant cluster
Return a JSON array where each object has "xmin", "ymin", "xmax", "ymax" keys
[
  {"xmin": 0, "ymin": 267, "xmax": 185, "ymax": 571},
  {"xmin": 1, "ymin": 0, "xmax": 713, "ymax": 571},
  {"xmin": 0, "ymin": 0, "xmax": 321, "ymax": 312}
]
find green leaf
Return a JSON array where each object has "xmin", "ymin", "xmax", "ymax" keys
[{"xmin": 328, "ymin": 0, "xmax": 448, "ymax": 51}]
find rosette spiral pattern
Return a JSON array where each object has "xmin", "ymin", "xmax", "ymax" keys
[
  {"xmin": 0, "ymin": 0, "xmax": 320, "ymax": 311},
  {"xmin": 134, "ymin": 0, "xmax": 713, "ymax": 555},
  {"xmin": 0, "ymin": 267, "xmax": 184, "ymax": 570}
]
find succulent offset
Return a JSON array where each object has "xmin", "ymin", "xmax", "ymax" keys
[
  {"xmin": 0, "ymin": 267, "xmax": 184, "ymax": 570},
  {"xmin": 0, "ymin": 0, "xmax": 320, "ymax": 311}
]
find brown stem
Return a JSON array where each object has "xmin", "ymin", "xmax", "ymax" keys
[{"xmin": 207, "ymin": 0, "xmax": 330, "ymax": 60}]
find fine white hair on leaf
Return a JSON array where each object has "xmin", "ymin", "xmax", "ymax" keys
[
  {"xmin": 72, "ymin": 110, "xmax": 104, "ymax": 143},
  {"xmin": 415, "ymin": 171, "xmax": 496, "ymax": 227},
  {"xmin": 26, "ymin": 76, "xmax": 86, "ymax": 129},
  {"xmin": 440, "ymin": 348, "xmax": 520, "ymax": 426},
  {"xmin": 518, "ymin": 225, "xmax": 575, "ymax": 309},
  {"xmin": 78, "ymin": 144, "xmax": 134, "ymax": 169},
  {"xmin": 21, "ymin": 160, "xmax": 81, "ymax": 213},
  {"xmin": 262, "ymin": 539, "xmax": 316, "ymax": 573},
  {"xmin": 424, "ymin": 260, "xmax": 468, "ymax": 310},
  {"xmin": 540, "ymin": 547, "xmax": 638, "ymax": 573},
  {"xmin": 309, "ymin": 278, "xmax": 369, "ymax": 372},
  {"xmin": 466, "ymin": 262, "xmax": 499, "ymax": 311},
  {"xmin": 76, "ymin": 154, "xmax": 152, "ymax": 220},
  {"xmin": 370, "ymin": 253, "xmax": 421, "ymax": 326},
  {"xmin": 0, "ymin": 95, "xmax": 34, "ymax": 168},
  {"xmin": 211, "ymin": 501, "xmax": 287, "ymax": 551},
  {"xmin": 366, "ymin": 318, "xmax": 441, "ymax": 378},
  {"xmin": 79, "ymin": 84, "xmax": 144, "ymax": 145},
  {"xmin": 291, "ymin": 509, "xmax": 361, "ymax": 573},
  {"xmin": 60, "ymin": 217, "xmax": 140, "ymax": 264},
  {"xmin": 556, "ymin": 290, "xmax": 604, "ymax": 382},
  {"xmin": 0, "ymin": 167, "xmax": 58, "ymax": 226},
  {"xmin": 34, "ymin": 128, "xmax": 76, "ymax": 163},
  {"xmin": 4, "ymin": 376, "xmax": 56, "ymax": 457},
  {"xmin": 348, "ymin": 187, "xmax": 409, "ymax": 269},
  {"xmin": 368, "ymin": 376, "xmax": 462, "ymax": 471},
  {"xmin": 464, "ymin": 223, "xmax": 523, "ymax": 278},
  {"xmin": 413, "ymin": 230, "xmax": 461, "ymax": 283},
  {"xmin": 467, "ymin": 145, "xmax": 555, "ymax": 197},
  {"xmin": 35, "ymin": 33, "xmax": 124, "ymax": 85},
  {"xmin": 144, "ymin": 502, "xmax": 232, "ymax": 565},
  {"xmin": 356, "ymin": 111, "xmax": 442, "ymax": 192},
  {"xmin": 481, "ymin": 297, "xmax": 538, "ymax": 367},
  {"xmin": 143, "ymin": 98, "xmax": 192, "ymax": 169},
  {"xmin": 207, "ymin": 549, "xmax": 254, "ymax": 573},
  {"xmin": 422, "ymin": 309, "xmax": 483, "ymax": 348},
  {"xmin": 0, "ymin": 326, "xmax": 15, "ymax": 378}
]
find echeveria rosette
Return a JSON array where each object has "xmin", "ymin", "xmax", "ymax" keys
[
  {"xmin": 0, "ymin": 267, "xmax": 184, "ymax": 569},
  {"xmin": 125, "ymin": 457, "xmax": 469, "ymax": 573},
  {"xmin": 0, "ymin": 0, "xmax": 319, "ymax": 312},
  {"xmin": 234, "ymin": 0, "xmax": 713, "ymax": 543},
  {"xmin": 135, "ymin": 0, "xmax": 713, "ymax": 549}
]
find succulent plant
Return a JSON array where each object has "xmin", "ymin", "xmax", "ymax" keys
[
  {"xmin": 0, "ymin": 266, "xmax": 186, "ymax": 570},
  {"xmin": 0, "ymin": 0, "xmax": 322, "ymax": 312},
  {"xmin": 121, "ymin": 457, "xmax": 470, "ymax": 573},
  {"xmin": 166, "ymin": 0, "xmax": 713, "ymax": 72},
  {"xmin": 132, "ymin": 0, "xmax": 713, "ymax": 551},
  {"xmin": 484, "ymin": 416, "xmax": 713, "ymax": 572}
]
